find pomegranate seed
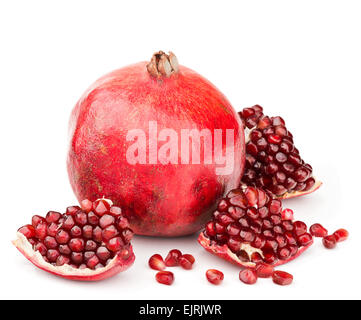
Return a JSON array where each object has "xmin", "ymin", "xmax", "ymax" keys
[
  {"xmin": 46, "ymin": 211, "xmax": 61, "ymax": 224},
  {"xmin": 323, "ymin": 235, "xmax": 337, "ymax": 249},
  {"xmin": 255, "ymin": 263, "xmax": 274, "ymax": 278},
  {"xmin": 149, "ymin": 254, "xmax": 166, "ymax": 271},
  {"xmin": 309, "ymin": 223, "xmax": 328, "ymax": 237},
  {"xmin": 165, "ymin": 249, "xmax": 182, "ymax": 267},
  {"xmin": 106, "ymin": 237, "xmax": 124, "ymax": 252},
  {"xmin": 281, "ymin": 209, "xmax": 294, "ymax": 221},
  {"xmin": 18, "ymin": 225, "xmax": 36, "ymax": 238},
  {"xmin": 293, "ymin": 221, "xmax": 307, "ymax": 236},
  {"xmin": 333, "ymin": 229, "xmax": 349, "ymax": 242},
  {"xmin": 297, "ymin": 233, "xmax": 313, "ymax": 247},
  {"xmin": 32, "ymin": 215, "xmax": 45, "ymax": 227},
  {"xmin": 179, "ymin": 254, "xmax": 195, "ymax": 270},
  {"xmin": 93, "ymin": 199, "xmax": 110, "ymax": 216},
  {"xmin": 239, "ymin": 268, "xmax": 258, "ymax": 285},
  {"xmin": 272, "ymin": 270, "xmax": 293, "ymax": 286},
  {"xmin": 206, "ymin": 269, "xmax": 224, "ymax": 285},
  {"xmin": 156, "ymin": 271, "xmax": 174, "ymax": 285},
  {"xmin": 80, "ymin": 199, "xmax": 93, "ymax": 213}
]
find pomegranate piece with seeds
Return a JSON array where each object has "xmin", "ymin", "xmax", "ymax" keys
[
  {"xmin": 333, "ymin": 229, "xmax": 349, "ymax": 242},
  {"xmin": 206, "ymin": 269, "xmax": 224, "ymax": 285},
  {"xmin": 310, "ymin": 223, "xmax": 328, "ymax": 238},
  {"xmin": 156, "ymin": 271, "xmax": 174, "ymax": 286},
  {"xmin": 198, "ymin": 186, "xmax": 313, "ymax": 269},
  {"xmin": 239, "ymin": 268, "xmax": 258, "ymax": 285},
  {"xmin": 165, "ymin": 249, "xmax": 182, "ymax": 267},
  {"xmin": 323, "ymin": 235, "xmax": 337, "ymax": 249},
  {"xmin": 239, "ymin": 105, "xmax": 322, "ymax": 199},
  {"xmin": 272, "ymin": 270, "xmax": 293, "ymax": 286},
  {"xmin": 14, "ymin": 199, "xmax": 135, "ymax": 281},
  {"xmin": 148, "ymin": 254, "xmax": 166, "ymax": 271}
]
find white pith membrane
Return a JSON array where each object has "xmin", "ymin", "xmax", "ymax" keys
[
  {"xmin": 243, "ymin": 118, "xmax": 322, "ymax": 199},
  {"xmin": 13, "ymin": 232, "xmax": 121, "ymax": 276}
]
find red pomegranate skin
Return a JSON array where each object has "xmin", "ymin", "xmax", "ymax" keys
[{"xmin": 67, "ymin": 60, "xmax": 245, "ymax": 236}]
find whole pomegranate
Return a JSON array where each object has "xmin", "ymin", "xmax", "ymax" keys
[{"xmin": 67, "ymin": 51, "xmax": 245, "ymax": 236}]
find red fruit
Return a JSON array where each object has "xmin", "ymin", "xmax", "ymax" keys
[
  {"xmin": 179, "ymin": 254, "xmax": 195, "ymax": 270},
  {"xmin": 239, "ymin": 268, "xmax": 258, "ymax": 285},
  {"xmin": 198, "ymin": 186, "xmax": 313, "ymax": 269},
  {"xmin": 272, "ymin": 270, "xmax": 293, "ymax": 286},
  {"xmin": 333, "ymin": 229, "xmax": 349, "ymax": 242},
  {"xmin": 148, "ymin": 254, "xmax": 166, "ymax": 271},
  {"xmin": 309, "ymin": 223, "xmax": 328, "ymax": 237},
  {"xmin": 156, "ymin": 271, "xmax": 174, "ymax": 286},
  {"xmin": 255, "ymin": 263, "xmax": 274, "ymax": 278},
  {"xmin": 67, "ymin": 51, "xmax": 245, "ymax": 237},
  {"xmin": 165, "ymin": 249, "xmax": 182, "ymax": 267},
  {"xmin": 13, "ymin": 199, "xmax": 135, "ymax": 281},
  {"xmin": 239, "ymin": 105, "xmax": 322, "ymax": 199},
  {"xmin": 281, "ymin": 209, "xmax": 294, "ymax": 221},
  {"xmin": 206, "ymin": 269, "xmax": 224, "ymax": 285},
  {"xmin": 323, "ymin": 235, "xmax": 337, "ymax": 249}
]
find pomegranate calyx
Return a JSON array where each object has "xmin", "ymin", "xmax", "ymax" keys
[{"xmin": 147, "ymin": 51, "xmax": 179, "ymax": 78}]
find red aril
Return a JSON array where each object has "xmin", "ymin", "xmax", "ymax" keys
[
  {"xmin": 148, "ymin": 254, "xmax": 166, "ymax": 271},
  {"xmin": 239, "ymin": 268, "xmax": 258, "ymax": 285},
  {"xmin": 323, "ymin": 235, "xmax": 337, "ymax": 249},
  {"xmin": 179, "ymin": 254, "xmax": 195, "ymax": 270},
  {"xmin": 206, "ymin": 269, "xmax": 224, "ymax": 285},
  {"xmin": 239, "ymin": 105, "xmax": 321, "ymax": 199},
  {"xmin": 165, "ymin": 249, "xmax": 182, "ymax": 267},
  {"xmin": 14, "ymin": 199, "xmax": 135, "ymax": 281},
  {"xmin": 255, "ymin": 263, "xmax": 274, "ymax": 278},
  {"xmin": 310, "ymin": 223, "xmax": 328, "ymax": 237},
  {"xmin": 281, "ymin": 209, "xmax": 294, "ymax": 221},
  {"xmin": 67, "ymin": 51, "xmax": 245, "ymax": 237},
  {"xmin": 333, "ymin": 229, "xmax": 349, "ymax": 242},
  {"xmin": 198, "ymin": 186, "xmax": 313, "ymax": 269},
  {"xmin": 156, "ymin": 271, "xmax": 174, "ymax": 286},
  {"xmin": 272, "ymin": 270, "xmax": 293, "ymax": 286}
]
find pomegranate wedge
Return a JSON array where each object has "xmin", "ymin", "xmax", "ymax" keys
[
  {"xmin": 13, "ymin": 199, "xmax": 135, "ymax": 281},
  {"xmin": 198, "ymin": 186, "xmax": 313, "ymax": 268},
  {"xmin": 239, "ymin": 105, "xmax": 322, "ymax": 199}
]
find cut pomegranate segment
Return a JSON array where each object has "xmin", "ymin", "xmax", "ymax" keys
[
  {"xmin": 239, "ymin": 105, "xmax": 322, "ymax": 199},
  {"xmin": 333, "ymin": 229, "xmax": 349, "ymax": 242},
  {"xmin": 198, "ymin": 186, "xmax": 313, "ymax": 269},
  {"xmin": 156, "ymin": 271, "xmax": 174, "ymax": 285},
  {"xmin": 206, "ymin": 269, "xmax": 224, "ymax": 285},
  {"xmin": 272, "ymin": 270, "xmax": 293, "ymax": 286},
  {"xmin": 239, "ymin": 268, "xmax": 258, "ymax": 285},
  {"xmin": 148, "ymin": 254, "xmax": 166, "ymax": 271},
  {"xmin": 14, "ymin": 199, "xmax": 135, "ymax": 281}
]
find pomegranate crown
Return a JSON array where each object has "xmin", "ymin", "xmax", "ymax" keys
[{"xmin": 147, "ymin": 51, "xmax": 179, "ymax": 78}]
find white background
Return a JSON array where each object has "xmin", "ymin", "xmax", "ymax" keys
[{"xmin": 0, "ymin": 0, "xmax": 360, "ymax": 300}]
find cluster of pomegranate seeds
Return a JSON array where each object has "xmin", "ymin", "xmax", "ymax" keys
[
  {"xmin": 239, "ymin": 105, "xmax": 317, "ymax": 198},
  {"xmin": 202, "ymin": 186, "xmax": 313, "ymax": 266},
  {"xmin": 148, "ymin": 249, "xmax": 195, "ymax": 285},
  {"xmin": 206, "ymin": 269, "xmax": 224, "ymax": 285},
  {"xmin": 156, "ymin": 271, "xmax": 174, "ymax": 286},
  {"xmin": 17, "ymin": 199, "xmax": 134, "ymax": 270}
]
